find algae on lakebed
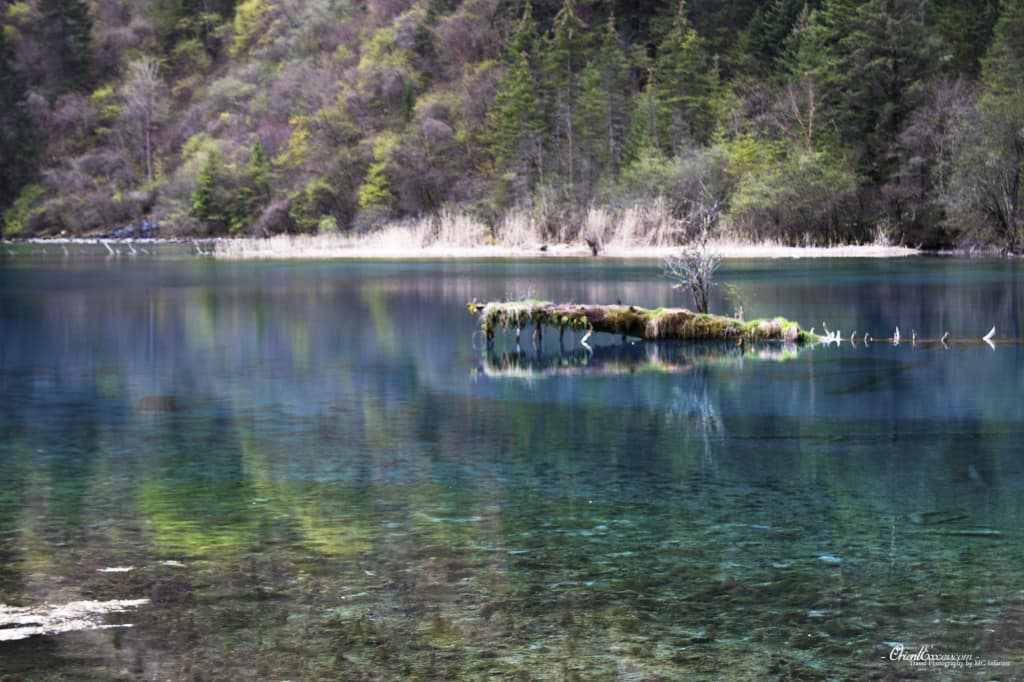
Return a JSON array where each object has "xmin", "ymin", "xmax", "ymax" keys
[{"xmin": 4, "ymin": 257, "xmax": 1024, "ymax": 681}]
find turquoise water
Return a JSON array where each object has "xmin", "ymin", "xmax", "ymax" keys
[{"xmin": 1, "ymin": 251, "xmax": 1022, "ymax": 680}]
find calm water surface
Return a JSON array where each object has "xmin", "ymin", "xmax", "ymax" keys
[{"xmin": 1, "ymin": 250, "xmax": 1023, "ymax": 680}]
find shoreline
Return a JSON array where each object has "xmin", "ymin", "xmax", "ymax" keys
[{"xmin": 7, "ymin": 236, "xmax": 924, "ymax": 259}]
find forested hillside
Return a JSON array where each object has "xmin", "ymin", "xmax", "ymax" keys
[{"xmin": 2, "ymin": 0, "xmax": 1023, "ymax": 251}]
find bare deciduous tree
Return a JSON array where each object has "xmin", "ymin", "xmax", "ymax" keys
[
  {"xmin": 945, "ymin": 94, "xmax": 1024, "ymax": 255},
  {"xmin": 122, "ymin": 55, "xmax": 162, "ymax": 183},
  {"xmin": 664, "ymin": 228, "xmax": 721, "ymax": 314}
]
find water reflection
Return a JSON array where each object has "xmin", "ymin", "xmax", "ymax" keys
[
  {"xmin": 0, "ymin": 253, "xmax": 1023, "ymax": 679},
  {"xmin": 478, "ymin": 340, "xmax": 801, "ymax": 380}
]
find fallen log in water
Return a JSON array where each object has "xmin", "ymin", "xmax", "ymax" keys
[{"xmin": 468, "ymin": 300, "xmax": 818, "ymax": 345}]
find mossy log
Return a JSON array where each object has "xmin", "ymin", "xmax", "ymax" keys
[{"xmin": 468, "ymin": 300, "xmax": 818, "ymax": 344}]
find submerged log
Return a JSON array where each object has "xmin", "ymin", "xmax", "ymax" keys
[{"xmin": 468, "ymin": 300, "xmax": 818, "ymax": 344}]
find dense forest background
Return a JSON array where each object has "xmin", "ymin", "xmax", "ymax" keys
[{"xmin": 2, "ymin": 0, "xmax": 1024, "ymax": 251}]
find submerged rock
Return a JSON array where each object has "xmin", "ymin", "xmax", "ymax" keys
[{"xmin": 102, "ymin": 217, "xmax": 159, "ymax": 239}]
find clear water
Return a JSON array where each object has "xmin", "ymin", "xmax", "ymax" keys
[{"xmin": 1, "ymin": 249, "xmax": 1022, "ymax": 680}]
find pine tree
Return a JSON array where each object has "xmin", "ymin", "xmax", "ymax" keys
[
  {"xmin": 576, "ymin": 15, "xmax": 632, "ymax": 185},
  {"xmin": 231, "ymin": 139, "xmax": 271, "ymax": 233},
  {"xmin": 777, "ymin": 6, "xmax": 834, "ymax": 152},
  {"xmin": 249, "ymin": 139, "xmax": 270, "ymax": 201},
  {"xmin": 0, "ymin": 27, "xmax": 37, "ymax": 214},
  {"xmin": 506, "ymin": 0, "xmax": 538, "ymax": 58},
  {"xmin": 541, "ymin": 0, "xmax": 589, "ymax": 192},
  {"xmin": 623, "ymin": 68, "xmax": 661, "ymax": 162},
  {"xmin": 825, "ymin": 0, "xmax": 939, "ymax": 178},
  {"xmin": 490, "ymin": 51, "xmax": 546, "ymax": 199},
  {"xmin": 489, "ymin": 3, "xmax": 546, "ymax": 201},
  {"xmin": 739, "ymin": 0, "xmax": 819, "ymax": 75},
  {"xmin": 192, "ymin": 149, "xmax": 224, "ymax": 230},
  {"xmin": 932, "ymin": 0, "xmax": 1000, "ymax": 77},
  {"xmin": 653, "ymin": 0, "xmax": 718, "ymax": 149},
  {"xmin": 982, "ymin": 0, "xmax": 1024, "ymax": 94}
]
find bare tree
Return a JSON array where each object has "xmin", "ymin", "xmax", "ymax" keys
[
  {"xmin": 122, "ymin": 55, "xmax": 162, "ymax": 183},
  {"xmin": 664, "ymin": 229, "xmax": 721, "ymax": 314},
  {"xmin": 773, "ymin": 77, "xmax": 817, "ymax": 153}
]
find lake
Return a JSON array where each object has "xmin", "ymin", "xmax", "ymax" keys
[{"xmin": 1, "ymin": 249, "xmax": 1022, "ymax": 680}]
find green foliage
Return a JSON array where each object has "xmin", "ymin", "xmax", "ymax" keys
[
  {"xmin": 539, "ymin": 0, "xmax": 590, "ymax": 189},
  {"xmin": 740, "ymin": 0, "xmax": 816, "ymax": 74},
  {"xmin": 2, "ymin": 183, "xmax": 44, "ymax": 237},
  {"xmin": 154, "ymin": 0, "xmax": 236, "ymax": 63},
  {"xmin": 725, "ymin": 133, "xmax": 776, "ymax": 176},
  {"xmin": 933, "ymin": 0, "xmax": 1000, "ymax": 76},
  {"xmin": 358, "ymin": 25, "xmax": 420, "ymax": 123},
  {"xmin": 290, "ymin": 177, "xmax": 345, "ymax": 232},
  {"xmin": 622, "ymin": 85, "xmax": 660, "ymax": 162},
  {"xmin": 727, "ymin": 149, "xmax": 859, "ymax": 243},
  {"xmin": 248, "ymin": 139, "xmax": 270, "ymax": 197},
  {"xmin": 0, "ymin": 26, "xmax": 37, "ymax": 211},
  {"xmin": 825, "ymin": 0, "xmax": 939, "ymax": 177},
  {"xmin": 231, "ymin": 139, "xmax": 271, "ymax": 234},
  {"xmin": 232, "ymin": 0, "xmax": 271, "ymax": 58},
  {"xmin": 506, "ymin": 1, "xmax": 539, "ymax": 58},
  {"xmin": 576, "ymin": 15, "xmax": 631, "ymax": 184},
  {"xmin": 653, "ymin": 1, "xmax": 719, "ymax": 148},
  {"xmin": 982, "ymin": 0, "xmax": 1024, "ymax": 94},
  {"xmin": 191, "ymin": 148, "xmax": 224, "ymax": 229},
  {"xmin": 89, "ymin": 85, "xmax": 121, "ymax": 123},
  {"xmin": 4, "ymin": 0, "xmax": 1022, "ymax": 248},
  {"xmin": 944, "ymin": 0, "xmax": 1024, "ymax": 253},
  {"xmin": 358, "ymin": 133, "xmax": 398, "ymax": 210},
  {"xmin": 489, "ymin": 50, "xmax": 546, "ymax": 201}
]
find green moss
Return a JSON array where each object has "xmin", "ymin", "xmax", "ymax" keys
[{"xmin": 471, "ymin": 301, "xmax": 818, "ymax": 344}]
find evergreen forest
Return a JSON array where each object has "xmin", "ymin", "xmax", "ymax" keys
[{"xmin": 3, "ymin": 0, "xmax": 1024, "ymax": 252}]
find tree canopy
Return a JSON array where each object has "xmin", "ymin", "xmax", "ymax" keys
[{"xmin": 0, "ymin": 0, "xmax": 1019, "ymax": 251}]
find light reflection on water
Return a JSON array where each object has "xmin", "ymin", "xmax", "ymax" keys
[{"xmin": 0, "ymin": 252, "xmax": 1023, "ymax": 679}]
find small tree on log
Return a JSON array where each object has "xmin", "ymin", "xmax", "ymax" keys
[{"xmin": 664, "ymin": 230, "xmax": 721, "ymax": 314}]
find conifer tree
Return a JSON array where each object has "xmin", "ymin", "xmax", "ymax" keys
[
  {"xmin": 249, "ymin": 139, "xmax": 270, "ymax": 201},
  {"xmin": 490, "ymin": 51, "xmax": 546, "ymax": 199},
  {"xmin": 653, "ymin": 0, "xmax": 718, "ymax": 149},
  {"xmin": 981, "ymin": 0, "xmax": 1024, "ymax": 95},
  {"xmin": 825, "ymin": 0, "xmax": 938, "ymax": 178},
  {"xmin": 777, "ymin": 6, "xmax": 833, "ymax": 153},
  {"xmin": 232, "ymin": 139, "xmax": 271, "ymax": 233},
  {"xmin": 740, "ymin": 0, "xmax": 816, "ymax": 75},
  {"xmin": 192, "ymin": 149, "xmax": 224, "ymax": 230},
  {"xmin": 931, "ymin": 0, "xmax": 1000, "ymax": 77},
  {"xmin": 490, "ymin": 3, "xmax": 546, "ymax": 201},
  {"xmin": 577, "ymin": 15, "xmax": 632, "ymax": 185},
  {"xmin": 0, "ymin": 27, "xmax": 37, "ymax": 213},
  {"xmin": 541, "ymin": 0, "xmax": 589, "ymax": 191}
]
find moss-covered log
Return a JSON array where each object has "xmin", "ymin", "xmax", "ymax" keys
[{"xmin": 468, "ymin": 300, "xmax": 818, "ymax": 344}]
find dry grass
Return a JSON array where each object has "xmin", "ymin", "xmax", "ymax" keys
[{"xmin": 213, "ymin": 205, "xmax": 920, "ymax": 260}]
